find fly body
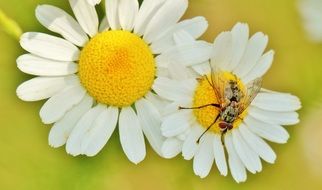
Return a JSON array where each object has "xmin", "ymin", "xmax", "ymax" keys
[{"xmin": 179, "ymin": 66, "xmax": 262, "ymax": 144}]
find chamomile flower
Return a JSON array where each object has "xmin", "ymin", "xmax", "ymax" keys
[
  {"xmin": 154, "ymin": 23, "xmax": 301, "ymax": 182},
  {"xmin": 298, "ymin": 0, "xmax": 322, "ymax": 42},
  {"xmin": 16, "ymin": 0, "xmax": 209, "ymax": 164}
]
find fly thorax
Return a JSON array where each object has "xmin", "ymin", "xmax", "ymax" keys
[{"xmin": 221, "ymin": 106, "xmax": 238, "ymax": 123}]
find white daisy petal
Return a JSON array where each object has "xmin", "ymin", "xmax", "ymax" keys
[
  {"xmin": 225, "ymin": 133, "xmax": 247, "ymax": 183},
  {"xmin": 243, "ymin": 50, "xmax": 274, "ymax": 83},
  {"xmin": 49, "ymin": 94, "xmax": 93, "ymax": 148},
  {"xmin": 66, "ymin": 105, "xmax": 105, "ymax": 156},
  {"xmin": 248, "ymin": 106, "xmax": 300, "ymax": 125},
  {"xmin": 298, "ymin": 0, "xmax": 322, "ymax": 42},
  {"xmin": 178, "ymin": 78, "xmax": 198, "ymax": 94},
  {"xmin": 118, "ymin": 0, "xmax": 139, "ymax": 31},
  {"xmin": 177, "ymin": 128, "xmax": 191, "ymax": 141},
  {"xmin": 16, "ymin": 75, "xmax": 77, "ymax": 101},
  {"xmin": 135, "ymin": 98, "xmax": 165, "ymax": 156},
  {"xmin": 161, "ymin": 137, "xmax": 182, "ymax": 158},
  {"xmin": 17, "ymin": 54, "xmax": 78, "ymax": 76},
  {"xmin": 156, "ymin": 67, "xmax": 170, "ymax": 78},
  {"xmin": 40, "ymin": 84, "xmax": 86, "ymax": 124},
  {"xmin": 234, "ymin": 32, "xmax": 268, "ymax": 78},
  {"xmin": 252, "ymin": 92, "xmax": 301, "ymax": 112},
  {"xmin": 106, "ymin": 0, "xmax": 121, "ymax": 30},
  {"xmin": 193, "ymin": 134, "xmax": 215, "ymax": 178},
  {"xmin": 35, "ymin": 5, "xmax": 89, "ymax": 47},
  {"xmin": 134, "ymin": 0, "xmax": 166, "ymax": 36},
  {"xmin": 239, "ymin": 124, "xmax": 276, "ymax": 163},
  {"xmin": 261, "ymin": 88, "xmax": 292, "ymax": 94},
  {"xmin": 153, "ymin": 77, "xmax": 196, "ymax": 102},
  {"xmin": 69, "ymin": 0, "xmax": 98, "ymax": 37},
  {"xmin": 173, "ymin": 30, "xmax": 195, "ymax": 45},
  {"xmin": 156, "ymin": 41, "xmax": 213, "ymax": 68},
  {"xmin": 167, "ymin": 62, "xmax": 191, "ymax": 80},
  {"xmin": 210, "ymin": 32, "xmax": 233, "ymax": 70},
  {"xmin": 119, "ymin": 107, "xmax": 146, "ymax": 164},
  {"xmin": 145, "ymin": 92, "xmax": 170, "ymax": 114},
  {"xmin": 232, "ymin": 129, "xmax": 262, "ymax": 174},
  {"xmin": 161, "ymin": 110, "xmax": 191, "ymax": 138},
  {"xmin": 192, "ymin": 61, "xmax": 211, "ymax": 76},
  {"xmin": 162, "ymin": 99, "xmax": 192, "ymax": 118},
  {"xmin": 20, "ymin": 32, "xmax": 80, "ymax": 62},
  {"xmin": 175, "ymin": 17, "xmax": 208, "ymax": 39},
  {"xmin": 302, "ymin": 19, "xmax": 322, "ymax": 42},
  {"xmin": 244, "ymin": 116, "xmax": 290, "ymax": 144},
  {"xmin": 87, "ymin": 0, "xmax": 101, "ymax": 6},
  {"xmin": 213, "ymin": 134, "xmax": 228, "ymax": 176},
  {"xmin": 143, "ymin": 0, "xmax": 188, "ymax": 43},
  {"xmin": 98, "ymin": 16, "xmax": 110, "ymax": 32},
  {"xmin": 151, "ymin": 17, "xmax": 208, "ymax": 54},
  {"xmin": 226, "ymin": 23, "xmax": 249, "ymax": 71},
  {"xmin": 182, "ymin": 124, "xmax": 204, "ymax": 160},
  {"xmin": 81, "ymin": 106, "xmax": 119, "ymax": 156}
]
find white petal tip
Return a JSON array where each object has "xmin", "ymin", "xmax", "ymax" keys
[
  {"xmin": 265, "ymin": 156, "xmax": 276, "ymax": 164},
  {"xmin": 16, "ymin": 90, "xmax": 24, "ymax": 101},
  {"xmin": 161, "ymin": 147, "xmax": 177, "ymax": 159},
  {"xmin": 235, "ymin": 22, "xmax": 249, "ymax": 28},
  {"xmin": 162, "ymin": 153, "xmax": 176, "ymax": 159},
  {"xmin": 220, "ymin": 171, "xmax": 228, "ymax": 176},
  {"xmin": 35, "ymin": 4, "xmax": 46, "ymax": 10},
  {"xmin": 16, "ymin": 85, "xmax": 31, "ymax": 102},
  {"xmin": 162, "ymin": 155, "xmax": 175, "ymax": 159},
  {"xmin": 48, "ymin": 142, "xmax": 63, "ymax": 148},
  {"xmin": 198, "ymin": 175, "xmax": 207, "ymax": 179},
  {"xmin": 129, "ymin": 159, "xmax": 142, "ymax": 165},
  {"xmin": 41, "ymin": 119, "xmax": 52, "ymax": 125},
  {"xmin": 39, "ymin": 115, "xmax": 53, "ymax": 125},
  {"xmin": 126, "ymin": 154, "xmax": 145, "ymax": 165},
  {"xmin": 235, "ymin": 177, "xmax": 247, "ymax": 183},
  {"xmin": 161, "ymin": 131, "xmax": 171, "ymax": 138},
  {"xmin": 85, "ymin": 153, "xmax": 97, "ymax": 157},
  {"xmin": 35, "ymin": 5, "xmax": 41, "ymax": 11},
  {"xmin": 67, "ymin": 151, "xmax": 80, "ymax": 157},
  {"xmin": 182, "ymin": 155, "xmax": 192, "ymax": 160},
  {"xmin": 66, "ymin": 145, "xmax": 81, "ymax": 157},
  {"xmin": 50, "ymin": 145, "xmax": 60, "ymax": 149}
]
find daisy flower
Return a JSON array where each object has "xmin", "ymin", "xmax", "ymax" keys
[
  {"xmin": 298, "ymin": 0, "xmax": 322, "ymax": 42},
  {"xmin": 16, "ymin": 0, "xmax": 209, "ymax": 164},
  {"xmin": 153, "ymin": 23, "xmax": 301, "ymax": 182}
]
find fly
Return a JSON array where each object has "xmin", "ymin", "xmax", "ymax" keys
[{"xmin": 179, "ymin": 66, "xmax": 262, "ymax": 145}]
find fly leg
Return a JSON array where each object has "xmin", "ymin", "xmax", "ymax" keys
[
  {"xmin": 196, "ymin": 114, "xmax": 220, "ymax": 144},
  {"xmin": 221, "ymin": 132, "xmax": 226, "ymax": 146},
  {"xmin": 179, "ymin": 103, "xmax": 220, "ymax": 110},
  {"xmin": 205, "ymin": 74, "xmax": 215, "ymax": 89}
]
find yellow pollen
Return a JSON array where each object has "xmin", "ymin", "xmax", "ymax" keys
[
  {"xmin": 78, "ymin": 30, "xmax": 155, "ymax": 107},
  {"xmin": 193, "ymin": 72, "xmax": 248, "ymax": 134}
]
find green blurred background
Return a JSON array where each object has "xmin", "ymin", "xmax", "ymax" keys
[{"xmin": 1, "ymin": 0, "xmax": 322, "ymax": 189}]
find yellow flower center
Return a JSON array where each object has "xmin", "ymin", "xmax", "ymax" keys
[
  {"xmin": 193, "ymin": 72, "xmax": 248, "ymax": 134},
  {"xmin": 78, "ymin": 30, "xmax": 155, "ymax": 107}
]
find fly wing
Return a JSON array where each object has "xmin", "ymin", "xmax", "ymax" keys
[
  {"xmin": 238, "ymin": 77, "xmax": 262, "ymax": 113},
  {"xmin": 209, "ymin": 65, "xmax": 227, "ymax": 105}
]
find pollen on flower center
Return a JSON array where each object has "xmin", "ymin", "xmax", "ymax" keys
[
  {"xmin": 78, "ymin": 30, "xmax": 155, "ymax": 107},
  {"xmin": 193, "ymin": 72, "xmax": 248, "ymax": 134}
]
